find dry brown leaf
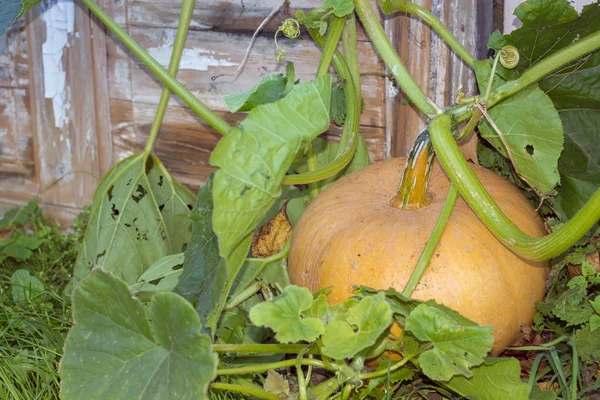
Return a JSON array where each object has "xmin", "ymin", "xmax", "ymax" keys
[
  {"xmin": 252, "ymin": 206, "xmax": 292, "ymax": 258},
  {"xmin": 459, "ymin": 133, "xmax": 479, "ymax": 165}
]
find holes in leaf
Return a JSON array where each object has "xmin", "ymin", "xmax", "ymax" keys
[
  {"xmin": 145, "ymin": 156, "xmax": 155, "ymax": 174},
  {"xmin": 126, "ymin": 178, "xmax": 132, "ymax": 186},
  {"xmin": 148, "ymin": 277, "xmax": 163, "ymax": 286},
  {"xmin": 525, "ymin": 144, "xmax": 534, "ymax": 155},
  {"xmin": 111, "ymin": 204, "xmax": 120, "ymax": 220},
  {"xmin": 158, "ymin": 176, "xmax": 164, "ymax": 187},
  {"xmin": 158, "ymin": 204, "xmax": 165, "ymax": 212},
  {"xmin": 95, "ymin": 250, "xmax": 106, "ymax": 264},
  {"xmin": 187, "ymin": 204, "xmax": 193, "ymax": 211},
  {"xmin": 172, "ymin": 264, "xmax": 183, "ymax": 271},
  {"xmin": 132, "ymin": 184, "xmax": 147, "ymax": 203},
  {"xmin": 107, "ymin": 185, "xmax": 114, "ymax": 201}
]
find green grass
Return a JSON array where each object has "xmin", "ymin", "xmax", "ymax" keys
[
  {"xmin": 0, "ymin": 275, "xmax": 71, "ymax": 399},
  {"xmin": 0, "ymin": 200, "xmax": 87, "ymax": 399}
]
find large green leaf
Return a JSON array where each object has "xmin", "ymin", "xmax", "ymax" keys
[
  {"xmin": 172, "ymin": 176, "xmax": 251, "ymax": 336},
  {"xmin": 249, "ymin": 285, "xmax": 325, "ymax": 343},
  {"xmin": 60, "ymin": 269, "xmax": 218, "ymax": 399},
  {"xmin": 539, "ymin": 51, "xmax": 600, "ymax": 218},
  {"xmin": 492, "ymin": 1, "xmax": 600, "ymax": 70},
  {"xmin": 405, "ymin": 303, "xmax": 494, "ymax": 381},
  {"xmin": 488, "ymin": 1, "xmax": 600, "ymax": 216},
  {"xmin": 442, "ymin": 358, "xmax": 529, "ymax": 400},
  {"xmin": 321, "ymin": 293, "xmax": 392, "ymax": 360},
  {"xmin": 73, "ymin": 154, "xmax": 195, "ymax": 285},
  {"xmin": 475, "ymin": 61, "xmax": 563, "ymax": 194},
  {"xmin": 210, "ymin": 76, "xmax": 331, "ymax": 259},
  {"xmin": 1, "ymin": 0, "xmax": 41, "ymax": 37}
]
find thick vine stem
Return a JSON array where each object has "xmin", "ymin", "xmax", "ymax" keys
[
  {"xmin": 143, "ymin": 0, "xmax": 195, "ymax": 158},
  {"xmin": 378, "ymin": 0, "xmax": 475, "ymax": 68},
  {"xmin": 354, "ymin": 0, "xmax": 441, "ymax": 117},
  {"xmin": 316, "ymin": 16, "xmax": 345, "ymax": 78},
  {"xmin": 282, "ymin": 31, "xmax": 359, "ymax": 185},
  {"xmin": 430, "ymin": 114, "xmax": 600, "ymax": 262},
  {"xmin": 81, "ymin": 0, "xmax": 231, "ymax": 136}
]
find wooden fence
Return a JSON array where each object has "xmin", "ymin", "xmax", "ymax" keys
[{"xmin": 0, "ymin": 0, "xmax": 493, "ymax": 223}]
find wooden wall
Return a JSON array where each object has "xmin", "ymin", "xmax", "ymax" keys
[{"xmin": 0, "ymin": 0, "xmax": 492, "ymax": 223}]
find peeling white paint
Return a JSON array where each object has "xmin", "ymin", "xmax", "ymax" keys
[
  {"xmin": 147, "ymin": 38, "xmax": 237, "ymax": 71},
  {"xmin": 41, "ymin": 0, "xmax": 75, "ymax": 128}
]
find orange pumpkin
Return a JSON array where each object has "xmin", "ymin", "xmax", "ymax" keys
[{"xmin": 288, "ymin": 158, "xmax": 549, "ymax": 354}]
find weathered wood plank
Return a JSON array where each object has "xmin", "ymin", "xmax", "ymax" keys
[
  {"xmin": 126, "ymin": 0, "xmax": 376, "ymax": 41},
  {"xmin": 0, "ymin": 88, "xmax": 36, "ymax": 187},
  {"xmin": 110, "ymin": 98, "xmax": 386, "ymax": 190},
  {"xmin": 0, "ymin": 17, "xmax": 29, "ymax": 89},
  {"xmin": 91, "ymin": 0, "xmax": 114, "ymax": 177},
  {"xmin": 116, "ymin": 27, "xmax": 384, "ymax": 128},
  {"xmin": 26, "ymin": 3, "xmax": 102, "ymax": 207}
]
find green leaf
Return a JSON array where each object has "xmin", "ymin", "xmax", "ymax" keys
[
  {"xmin": 590, "ymin": 296, "xmax": 600, "ymax": 314},
  {"xmin": 499, "ymin": 1, "xmax": 600, "ymax": 71},
  {"xmin": 73, "ymin": 154, "xmax": 195, "ymax": 286},
  {"xmin": 529, "ymin": 385, "xmax": 558, "ymax": 400},
  {"xmin": 249, "ymin": 285, "xmax": 325, "ymax": 343},
  {"xmin": 172, "ymin": 176, "xmax": 251, "ymax": 336},
  {"xmin": 539, "ymin": 51, "xmax": 600, "ymax": 218},
  {"xmin": 322, "ymin": 0, "xmax": 355, "ymax": 17},
  {"xmin": 1, "ymin": 0, "xmax": 41, "ymax": 37},
  {"xmin": 10, "ymin": 269, "xmax": 45, "ymax": 303},
  {"xmin": 210, "ymin": 76, "xmax": 331, "ymax": 259},
  {"xmin": 551, "ymin": 276, "xmax": 594, "ymax": 326},
  {"xmin": 60, "ymin": 269, "xmax": 218, "ymax": 399},
  {"xmin": 130, "ymin": 253, "xmax": 184, "ymax": 294},
  {"xmin": 490, "ymin": 1, "xmax": 600, "ymax": 217},
  {"xmin": 590, "ymin": 315, "xmax": 600, "ymax": 332},
  {"xmin": 475, "ymin": 71, "xmax": 563, "ymax": 194},
  {"xmin": 405, "ymin": 303, "xmax": 494, "ymax": 381},
  {"xmin": 573, "ymin": 324, "xmax": 600, "ymax": 363},
  {"xmin": 330, "ymin": 83, "xmax": 347, "ymax": 125},
  {"xmin": 321, "ymin": 292, "xmax": 393, "ymax": 360},
  {"xmin": 224, "ymin": 75, "xmax": 288, "ymax": 113},
  {"xmin": 443, "ymin": 358, "xmax": 529, "ymax": 400}
]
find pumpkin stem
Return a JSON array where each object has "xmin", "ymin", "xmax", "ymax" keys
[{"xmin": 391, "ymin": 129, "xmax": 435, "ymax": 209}]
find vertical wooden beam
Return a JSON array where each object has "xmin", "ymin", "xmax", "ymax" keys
[
  {"xmin": 90, "ymin": 0, "xmax": 113, "ymax": 177},
  {"xmin": 385, "ymin": 0, "xmax": 493, "ymax": 158},
  {"xmin": 26, "ymin": 2, "xmax": 102, "ymax": 209}
]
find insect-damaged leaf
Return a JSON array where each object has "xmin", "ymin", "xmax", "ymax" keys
[
  {"xmin": 487, "ymin": 1, "xmax": 600, "ymax": 217},
  {"xmin": 405, "ymin": 303, "xmax": 493, "ymax": 381},
  {"xmin": 210, "ymin": 76, "xmax": 331, "ymax": 260},
  {"xmin": 474, "ymin": 62, "xmax": 563, "ymax": 194},
  {"xmin": 72, "ymin": 154, "xmax": 195, "ymax": 286},
  {"xmin": 249, "ymin": 286, "xmax": 325, "ymax": 343},
  {"xmin": 130, "ymin": 253, "xmax": 184, "ymax": 295},
  {"xmin": 60, "ymin": 270, "xmax": 218, "ymax": 400}
]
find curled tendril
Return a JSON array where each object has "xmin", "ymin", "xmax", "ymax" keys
[
  {"xmin": 280, "ymin": 18, "xmax": 301, "ymax": 39},
  {"xmin": 499, "ymin": 45, "xmax": 520, "ymax": 69},
  {"xmin": 274, "ymin": 19, "xmax": 300, "ymax": 63}
]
